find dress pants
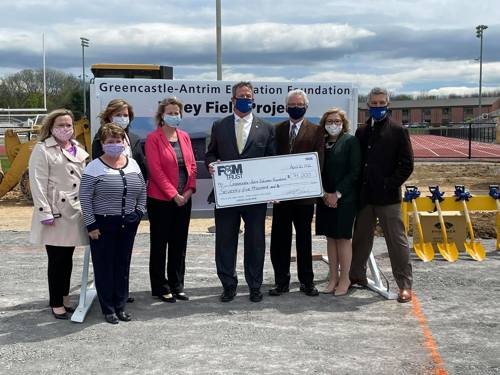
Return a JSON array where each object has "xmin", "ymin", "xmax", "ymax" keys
[
  {"xmin": 270, "ymin": 203, "xmax": 315, "ymax": 287},
  {"xmin": 90, "ymin": 215, "xmax": 139, "ymax": 315},
  {"xmin": 148, "ymin": 197, "xmax": 191, "ymax": 296},
  {"xmin": 350, "ymin": 203, "xmax": 413, "ymax": 289},
  {"xmin": 45, "ymin": 245, "xmax": 75, "ymax": 307},
  {"xmin": 214, "ymin": 203, "xmax": 267, "ymax": 291}
]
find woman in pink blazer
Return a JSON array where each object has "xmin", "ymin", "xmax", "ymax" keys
[{"xmin": 145, "ymin": 97, "xmax": 196, "ymax": 303}]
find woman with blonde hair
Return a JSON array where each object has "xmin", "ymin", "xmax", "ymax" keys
[
  {"xmin": 315, "ymin": 107, "xmax": 361, "ymax": 296},
  {"xmin": 145, "ymin": 97, "xmax": 196, "ymax": 303},
  {"xmin": 29, "ymin": 108, "xmax": 89, "ymax": 319}
]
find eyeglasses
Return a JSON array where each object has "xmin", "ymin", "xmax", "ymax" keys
[{"xmin": 325, "ymin": 120, "xmax": 343, "ymax": 125}]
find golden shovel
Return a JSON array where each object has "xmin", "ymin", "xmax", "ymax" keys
[
  {"xmin": 489, "ymin": 185, "xmax": 500, "ymax": 251},
  {"xmin": 429, "ymin": 186, "xmax": 459, "ymax": 262},
  {"xmin": 411, "ymin": 198, "xmax": 434, "ymax": 262},
  {"xmin": 455, "ymin": 186, "xmax": 486, "ymax": 261}
]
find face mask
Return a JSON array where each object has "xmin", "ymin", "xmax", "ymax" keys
[
  {"xmin": 325, "ymin": 124, "xmax": 343, "ymax": 136},
  {"xmin": 102, "ymin": 143, "xmax": 125, "ymax": 157},
  {"xmin": 112, "ymin": 116, "xmax": 130, "ymax": 129},
  {"xmin": 51, "ymin": 127, "xmax": 74, "ymax": 142},
  {"xmin": 162, "ymin": 114, "xmax": 181, "ymax": 128},
  {"xmin": 369, "ymin": 106, "xmax": 388, "ymax": 121},
  {"xmin": 234, "ymin": 98, "xmax": 253, "ymax": 114},
  {"xmin": 287, "ymin": 106, "xmax": 307, "ymax": 120}
]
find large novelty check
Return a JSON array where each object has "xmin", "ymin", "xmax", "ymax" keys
[{"xmin": 212, "ymin": 152, "xmax": 323, "ymax": 208}]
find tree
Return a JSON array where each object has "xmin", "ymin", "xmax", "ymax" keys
[{"xmin": 0, "ymin": 68, "xmax": 83, "ymax": 118}]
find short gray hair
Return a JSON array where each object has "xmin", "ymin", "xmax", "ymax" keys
[
  {"xmin": 232, "ymin": 81, "xmax": 254, "ymax": 98},
  {"xmin": 286, "ymin": 89, "xmax": 309, "ymax": 107},
  {"xmin": 367, "ymin": 87, "xmax": 390, "ymax": 104}
]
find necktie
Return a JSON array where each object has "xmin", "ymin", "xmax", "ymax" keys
[
  {"xmin": 236, "ymin": 118, "xmax": 245, "ymax": 153},
  {"xmin": 289, "ymin": 123, "xmax": 297, "ymax": 152}
]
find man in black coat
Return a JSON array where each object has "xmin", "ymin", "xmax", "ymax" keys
[
  {"xmin": 205, "ymin": 81, "xmax": 275, "ymax": 303},
  {"xmin": 349, "ymin": 87, "xmax": 414, "ymax": 303},
  {"xmin": 269, "ymin": 89, "xmax": 324, "ymax": 297}
]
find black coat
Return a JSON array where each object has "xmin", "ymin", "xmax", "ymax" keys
[
  {"xmin": 92, "ymin": 128, "xmax": 148, "ymax": 180},
  {"xmin": 355, "ymin": 114, "xmax": 414, "ymax": 206},
  {"xmin": 205, "ymin": 114, "xmax": 276, "ymax": 203}
]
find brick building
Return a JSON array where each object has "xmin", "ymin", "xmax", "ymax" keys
[{"xmin": 358, "ymin": 97, "xmax": 500, "ymax": 125}]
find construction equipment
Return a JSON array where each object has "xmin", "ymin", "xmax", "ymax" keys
[
  {"xmin": 429, "ymin": 186, "xmax": 459, "ymax": 262},
  {"xmin": 489, "ymin": 185, "xmax": 500, "ymax": 250},
  {"xmin": 404, "ymin": 186, "xmax": 435, "ymax": 262},
  {"xmin": 454, "ymin": 185, "xmax": 486, "ymax": 261},
  {"xmin": 0, "ymin": 118, "xmax": 91, "ymax": 200}
]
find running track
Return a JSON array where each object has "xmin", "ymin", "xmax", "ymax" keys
[
  {"xmin": 411, "ymin": 135, "xmax": 500, "ymax": 158},
  {"xmin": 0, "ymin": 135, "xmax": 499, "ymax": 159}
]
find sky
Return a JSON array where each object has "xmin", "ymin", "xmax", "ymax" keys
[{"xmin": 0, "ymin": 0, "xmax": 499, "ymax": 96}]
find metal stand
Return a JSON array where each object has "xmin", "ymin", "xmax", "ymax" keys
[
  {"xmin": 321, "ymin": 252, "xmax": 397, "ymax": 300},
  {"xmin": 71, "ymin": 246, "xmax": 97, "ymax": 323}
]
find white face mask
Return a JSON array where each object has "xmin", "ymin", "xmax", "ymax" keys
[
  {"xmin": 325, "ymin": 124, "xmax": 342, "ymax": 136},
  {"xmin": 112, "ymin": 116, "xmax": 130, "ymax": 129}
]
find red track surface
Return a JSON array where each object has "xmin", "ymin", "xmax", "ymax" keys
[{"xmin": 411, "ymin": 135, "xmax": 500, "ymax": 158}]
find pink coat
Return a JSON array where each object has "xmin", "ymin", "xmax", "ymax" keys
[{"xmin": 145, "ymin": 127, "xmax": 197, "ymax": 201}]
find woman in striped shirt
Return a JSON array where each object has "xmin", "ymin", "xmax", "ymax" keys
[{"xmin": 80, "ymin": 123, "xmax": 146, "ymax": 324}]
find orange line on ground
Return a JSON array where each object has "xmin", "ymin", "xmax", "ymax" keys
[{"xmin": 411, "ymin": 293, "xmax": 448, "ymax": 375}]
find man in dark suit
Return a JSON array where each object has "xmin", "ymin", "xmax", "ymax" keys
[
  {"xmin": 349, "ymin": 87, "xmax": 414, "ymax": 303},
  {"xmin": 269, "ymin": 89, "xmax": 324, "ymax": 297},
  {"xmin": 205, "ymin": 81, "xmax": 275, "ymax": 303}
]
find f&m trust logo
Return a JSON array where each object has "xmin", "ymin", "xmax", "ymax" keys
[{"xmin": 217, "ymin": 164, "xmax": 243, "ymax": 180}]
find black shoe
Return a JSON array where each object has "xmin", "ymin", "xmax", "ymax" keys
[
  {"xmin": 51, "ymin": 308, "xmax": 68, "ymax": 320},
  {"xmin": 159, "ymin": 293, "xmax": 176, "ymax": 303},
  {"xmin": 116, "ymin": 311, "xmax": 132, "ymax": 322},
  {"xmin": 249, "ymin": 289, "xmax": 263, "ymax": 302},
  {"xmin": 64, "ymin": 305, "xmax": 75, "ymax": 313},
  {"xmin": 127, "ymin": 297, "xmax": 135, "ymax": 303},
  {"xmin": 174, "ymin": 292, "xmax": 189, "ymax": 301},
  {"xmin": 269, "ymin": 285, "xmax": 290, "ymax": 296},
  {"xmin": 104, "ymin": 313, "xmax": 119, "ymax": 324},
  {"xmin": 220, "ymin": 288, "xmax": 236, "ymax": 302},
  {"xmin": 300, "ymin": 284, "xmax": 319, "ymax": 296},
  {"xmin": 349, "ymin": 278, "xmax": 369, "ymax": 289}
]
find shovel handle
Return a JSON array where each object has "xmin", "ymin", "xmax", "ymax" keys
[
  {"xmin": 434, "ymin": 199, "xmax": 449, "ymax": 243},
  {"xmin": 412, "ymin": 199, "xmax": 426, "ymax": 245},
  {"xmin": 461, "ymin": 200, "xmax": 476, "ymax": 242}
]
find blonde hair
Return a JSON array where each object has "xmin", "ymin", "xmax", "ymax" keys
[
  {"xmin": 154, "ymin": 97, "xmax": 183, "ymax": 127},
  {"xmin": 99, "ymin": 99, "xmax": 135, "ymax": 126},
  {"xmin": 38, "ymin": 109, "xmax": 74, "ymax": 141},
  {"xmin": 319, "ymin": 107, "xmax": 349, "ymax": 134},
  {"xmin": 100, "ymin": 123, "xmax": 126, "ymax": 143}
]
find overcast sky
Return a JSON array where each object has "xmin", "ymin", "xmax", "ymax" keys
[{"xmin": 1, "ymin": 0, "xmax": 499, "ymax": 95}]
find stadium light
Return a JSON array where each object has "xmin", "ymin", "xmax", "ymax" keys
[
  {"xmin": 475, "ymin": 25, "xmax": 487, "ymax": 121},
  {"xmin": 80, "ymin": 37, "xmax": 90, "ymax": 117}
]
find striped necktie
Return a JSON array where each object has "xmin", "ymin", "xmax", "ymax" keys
[
  {"xmin": 236, "ymin": 118, "xmax": 245, "ymax": 153},
  {"xmin": 289, "ymin": 123, "xmax": 297, "ymax": 152}
]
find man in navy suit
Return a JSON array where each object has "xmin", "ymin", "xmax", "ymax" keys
[{"xmin": 206, "ymin": 81, "xmax": 275, "ymax": 303}]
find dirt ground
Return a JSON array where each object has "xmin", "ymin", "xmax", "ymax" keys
[{"xmin": 0, "ymin": 162, "xmax": 498, "ymax": 237}]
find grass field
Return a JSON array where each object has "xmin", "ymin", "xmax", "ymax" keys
[{"xmin": 1, "ymin": 158, "xmax": 10, "ymax": 172}]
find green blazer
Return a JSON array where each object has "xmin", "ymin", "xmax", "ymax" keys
[{"xmin": 321, "ymin": 132, "xmax": 361, "ymax": 203}]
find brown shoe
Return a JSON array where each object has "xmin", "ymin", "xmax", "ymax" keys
[{"xmin": 397, "ymin": 288, "xmax": 412, "ymax": 303}]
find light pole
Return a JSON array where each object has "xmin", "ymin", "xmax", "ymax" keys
[
  {"xmin": 80, "ymin": 37, "xmax": 90, "ymax": 117},
  {"xmin": 216, "ymin": 0, "xmax": 222, "ymax": 80},
  {"xmin": 475, "ymin": 25, "xmax": 487, "ymax": 121}
]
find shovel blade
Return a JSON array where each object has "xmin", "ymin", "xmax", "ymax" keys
[
  {"xmin": 464, "ymin": 242, "xmax": 487, "ymax": 261},
  {"xmin": 437, "ymin": 242, "xmax": 459, "ymax": 262},
  {"xmin": 414, "ymin": 243, "xmax": 434, "ymax": 262}
]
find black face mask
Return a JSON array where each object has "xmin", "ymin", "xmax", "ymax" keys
[{"xmin": 287, "ymin": 106, "xmax": 306, "ymax": 120}]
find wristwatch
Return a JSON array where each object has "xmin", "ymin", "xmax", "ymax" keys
[{"xmin": 335, "ymin": 191, "xmax": 342, "ymax": 199}]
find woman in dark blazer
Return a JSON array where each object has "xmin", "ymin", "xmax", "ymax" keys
[
  {"xmin": 316, "ymin": 107, "xmax": 361, "ymax": 296},
  {"xmin": 92, "ymin": 99, "xmax": 147, "ymax": 180},
  {"xmin": 145, "ymin": 97, "xmax": 196, "ymax": 303}
]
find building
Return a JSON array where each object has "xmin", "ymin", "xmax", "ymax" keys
[{"xmin": 358, "ymin": 97, "xmax": 500, "ymax": 126}]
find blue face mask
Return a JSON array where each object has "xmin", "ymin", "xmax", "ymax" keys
[
  {"xmin": 163, "ymin": 114, "xmax": 181, "ymax": 128},
  {"xmin": 102, "ymin": 143, "xmax": 125, "ymax": 157},
  {"xmin": 234, "ymin": 98, "xmax": 253, "ymax": 114},
  {"xmin": 287, "ymin": 106, "xmax": 307, "ymax": 120},
  {"xmin": 369, "ymin": 106, "xmax": 388, "ymax": 121}
]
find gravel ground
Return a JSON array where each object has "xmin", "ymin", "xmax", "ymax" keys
[{"xmin": 0, "ymin": 230, "xmax": 499, "ymax": 375}]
